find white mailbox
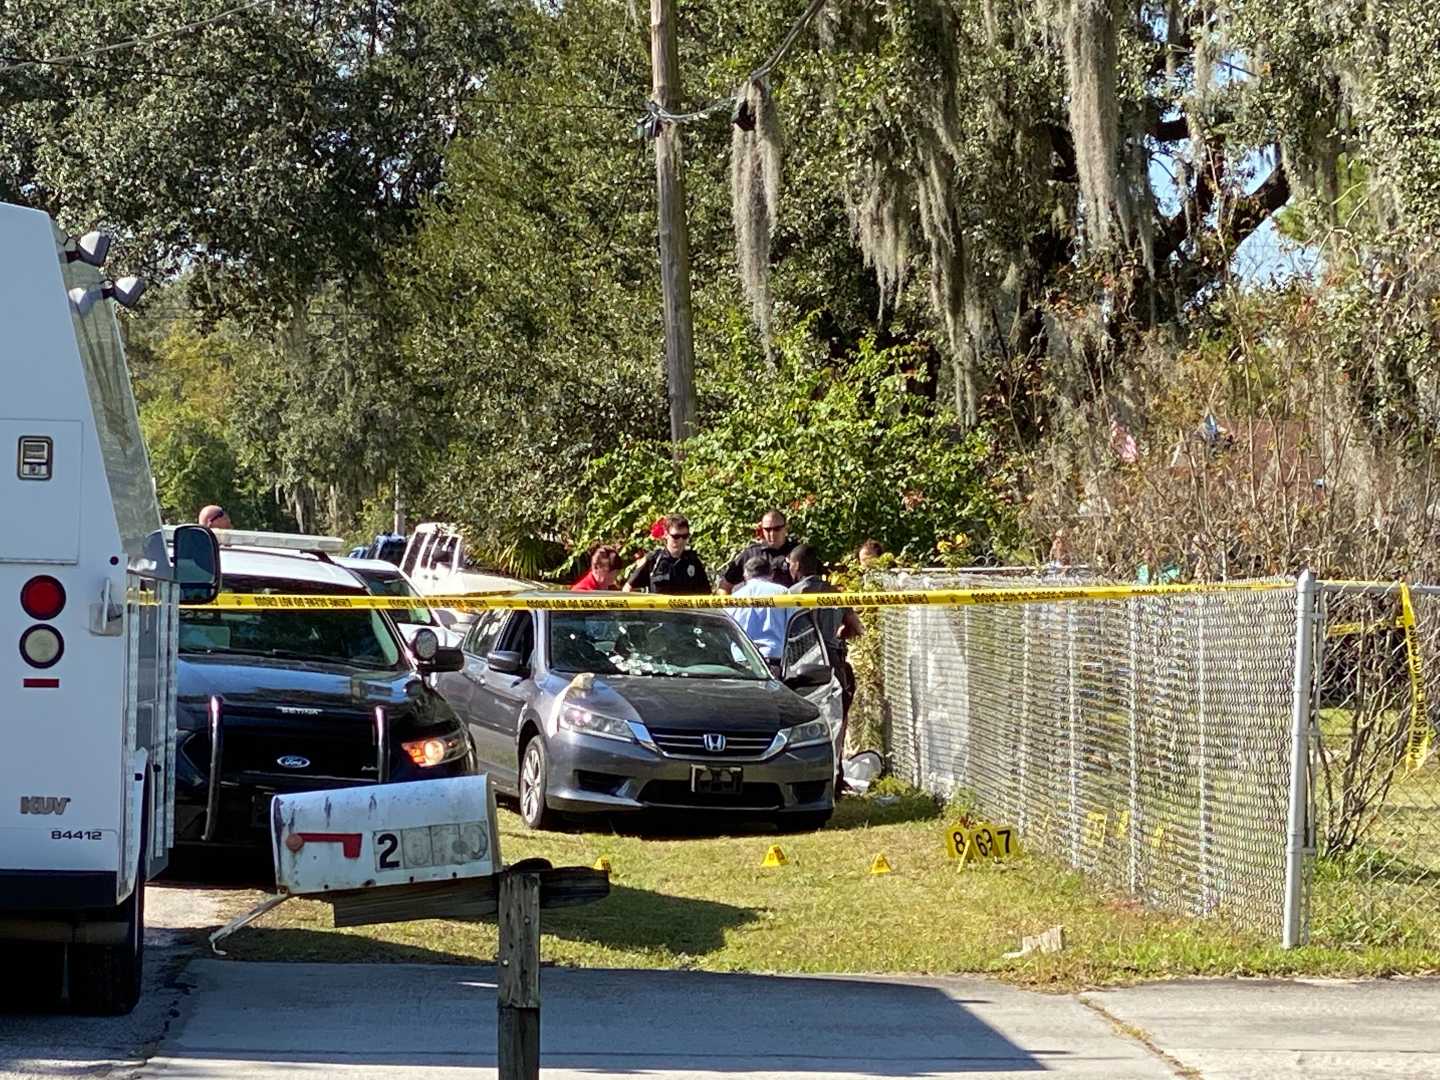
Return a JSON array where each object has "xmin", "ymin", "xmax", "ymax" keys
[{"xmin": 270, "ymin": 775, "xmax": 502, "ymax": 896}]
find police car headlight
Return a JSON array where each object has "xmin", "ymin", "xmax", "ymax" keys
[
  {"xmin": 559, "ymin": 705, "xmax": 635, "ymax": 743},
  {"xmin": 778, "ymin": 719, "xmax": 830, "ymax": 750},
  {"xmin": 401, "ymin": 734, "xmax": 467, "ymax": 767}
]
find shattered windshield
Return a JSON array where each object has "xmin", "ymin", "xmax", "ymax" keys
[{"xmin": 548, "ymin": 611, "xmax": 770, "ymax": 680}]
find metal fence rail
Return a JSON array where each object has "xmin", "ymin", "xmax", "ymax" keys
[{"xmin": 879, "ymin": 571, "xmax": 1298, "ymax": 938}]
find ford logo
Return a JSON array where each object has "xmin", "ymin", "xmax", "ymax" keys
[{"xmin": 276, "ymin": 755, "xmax": 311, "ymax": 770}]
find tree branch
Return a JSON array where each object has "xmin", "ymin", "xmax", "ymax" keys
[{"xmin": 1228, "ymin": 160, "xmax": 1291, "ymax": 244}]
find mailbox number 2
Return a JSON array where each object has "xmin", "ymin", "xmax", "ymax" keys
[{"xmin": 375, "ymin": 831, "xmax": 401, "ymax": 870}]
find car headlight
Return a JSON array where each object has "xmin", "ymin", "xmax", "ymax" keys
[
  {"xmin": 401, "ymin": 733, "xmax": 468, "ymax": 767},
  {"xmin": 779, "ymin": 719, "xmax": 831, "ymax": 750},
  {"xmin": 559, "ymin": 704, "xmax": 636, "ymax": 743}
]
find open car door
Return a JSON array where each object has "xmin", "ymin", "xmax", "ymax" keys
[{"xmin": 780, "ymin": 612, "xmax": 845, "ymax": 759}]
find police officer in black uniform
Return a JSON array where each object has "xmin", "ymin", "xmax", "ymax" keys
[
  {"xmin": 718, "ymin": 509, "xmax": 798, "ymax": 594},
  {"xmin": 623, "ymin": 514, "xmax": 711, "ymax": 594}
]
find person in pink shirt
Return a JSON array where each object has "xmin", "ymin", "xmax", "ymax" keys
[{"xmin": 572, "ymin": 545, "xmax": 622, "ymax": 591}]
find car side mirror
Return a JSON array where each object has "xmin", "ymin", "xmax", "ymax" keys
[
  {"xmin": 173, "ymin": 524, "xmax": 221, "ymax": 605},
  {"xmin": 419, "ymin": 646, "xmax": 464, "ymax": 675},
  {"xmin": 784, "ymin": 661, "xmax": 831, "ymax": 690},
  {"xmin": 486, "ymin": 649, "xmax": 524, "ymax": 675}
]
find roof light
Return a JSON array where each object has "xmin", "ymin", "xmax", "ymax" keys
[
  {"xmin": 65, "ymin": 230, "xmax": 112, "ymax": 267},
  {"xmin": 163, "ymin": 525, "xmax": 346, "ymax": 553},
  {"xmin": 21, "ymin": 576, "xmax": 66, "ymax": 621},
  {"xmin": 103, "ymin": 275, "xmax": 147, "ymax": 308},
  {"xmin": 68, "ymin": 286, "xmax": 98, "ymax": 316}
]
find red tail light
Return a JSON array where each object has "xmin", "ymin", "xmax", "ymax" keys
[{"xmin": 20, "ymin": 576, "xmax": 66, "ymax": 620}]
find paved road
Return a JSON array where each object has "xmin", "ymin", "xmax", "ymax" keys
[{"xmin": 3, "ymin": 888, "xmax": 1439, "ymax": 1079}]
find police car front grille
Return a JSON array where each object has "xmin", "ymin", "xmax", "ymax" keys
[{"xmin": 647, "ymin": 728, "xmax": 777, "ymax": 759}]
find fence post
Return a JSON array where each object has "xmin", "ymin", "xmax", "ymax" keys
[
  {"xmin": 498, "ymin": 869, "xmax": 542, "ymax": 1080},
  {"xmin": 960, "ymin": 605, "xmax": 972, "ymax": 787},
  {"xmin": 1068, "ymin": 604, "xmax": 1080, "ymax": 868},
  {"xmin": 1196, "ymin": 595, "xmax": 1213, "ymax": 915},
  {"xmin": 1018, "ymin": 606, "xmax": 1031, "ymax": 834},
  {"xmin": 1283, "ymin": 571, "xmax": 1318, "ymax": 948},
  {"xmin": 1128, "ymin": 598, "xmax": 1141, "ymax": 895}
]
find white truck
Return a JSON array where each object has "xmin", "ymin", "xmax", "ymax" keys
[{"xmin": 0, "ymin": 201, "xmax": 220, "ymax": 1014}]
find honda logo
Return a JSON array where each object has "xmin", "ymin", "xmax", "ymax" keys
[{"xmin": 702, "ymin": 733, "xmax": 727, "ymax": 752}]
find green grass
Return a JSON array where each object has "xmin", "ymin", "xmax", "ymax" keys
[
  {"xmin": 216, "ymin": 792, "xmax": 1440, "ymax": 987},
  {"xmin": 1312, "ymin": 706, "xmax": 1440, "ymax": 946}
]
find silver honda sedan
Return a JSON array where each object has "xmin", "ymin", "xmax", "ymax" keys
[{"xmin": 431, "ymin": 601, "xmax": 837, "ymax": 830}]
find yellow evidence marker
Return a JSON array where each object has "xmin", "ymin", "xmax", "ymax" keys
[
  {"xmin": 593, "ymin": 855, "xmax": 612, "ymax": 873},
  {"xmin": 761, "ymin": 845, "xmax": 788, "ymax": 868},
  {"xmin": 870, "ymin": 853, "xmax": 893, "ymax": 875}
]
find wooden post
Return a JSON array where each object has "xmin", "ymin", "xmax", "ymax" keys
[
  {"xmin": 497, "ymin": 870, "xmax": 541, "ymax": 1080},
  {"xmin": 650, "ymin": 0, "xmax": 698, "ymax": 446}
]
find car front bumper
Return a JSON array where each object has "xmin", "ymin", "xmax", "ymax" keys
[{"xmin": 543, "ymin": 730, "xmax": 834, "ymax": 815}]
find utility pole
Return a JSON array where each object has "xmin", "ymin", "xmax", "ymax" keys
[{"xmin": 650, "ymin": 0, "xmax": 698, "ymax": 446}]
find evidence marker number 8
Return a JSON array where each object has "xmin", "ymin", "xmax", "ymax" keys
[{"xmin": 945, "ymin": 822, "xmax": 1017, "ymax": 865}]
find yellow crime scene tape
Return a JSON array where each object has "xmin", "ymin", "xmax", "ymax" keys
[
  {"xmin": 179, "ymin": 579, "xmax": 1293, "ymax": 613},
  {"xmin": 1399, "ymin": 584, "xmax": 1433, "ymax": 772}
]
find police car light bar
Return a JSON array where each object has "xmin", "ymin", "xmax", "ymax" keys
[{"xmin": 163, "ymin": 526, "xmax": 346, "ymax": 553}]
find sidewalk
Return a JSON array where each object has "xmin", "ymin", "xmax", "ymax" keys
[
  {"xmin": 140, "ymin": 962, "xmax": 1440, "ymax": 1079},
  {"xmin": 3, "ymin": 897, "xmax": 1438, "ymax": 1080}
]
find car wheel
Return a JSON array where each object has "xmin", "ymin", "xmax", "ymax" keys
[
  {"xmin": 0, "ymin": 943, "xmax": 64, "ymax": 1009},
  {"xmin": 68, "ymin": 812, "xmax": 146, "ymax": 1016},
  {"xmin": 774, "ymin": 810, "xmax": 832, "ymax": 833},
  {"xmin": 518, "ymin": 737, "xmax": 556, "ymax": 831}
]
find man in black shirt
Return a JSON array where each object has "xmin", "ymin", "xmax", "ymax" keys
[
  {"xmin": 718, "ymin": 509, "xmax": 798, "ymax": 594},
  {"xmin": 623, "ymin": 514, "xmax": 711, "ymax": 595}
]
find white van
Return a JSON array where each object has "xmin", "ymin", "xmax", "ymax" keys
[{"xmin": 0, "ymin": 202, "xmax": 220, "ymax": 1013}]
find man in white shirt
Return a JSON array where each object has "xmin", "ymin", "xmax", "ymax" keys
[{"xmin": 726, "ymin": 555, "xmax": 791, "ymax": 676}]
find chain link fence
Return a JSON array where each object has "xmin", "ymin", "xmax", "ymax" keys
[
  {"xmin": 876, "ymin": 570, "xmax": 1440, "ymax": 944},
  {"xmin": 878, "ymin": 571, "xmax": 1299, "ymax": 938},
  {"xmin": 1307, "ymin": 583, "xmax": 1440, "ymax": 947}
]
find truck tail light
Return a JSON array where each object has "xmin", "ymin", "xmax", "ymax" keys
[
  {"xmin": 19, "ymin": 625, "xmax": 64, "ymax": 668},
  {"xmin": 20, "ymin": 576, "xmax": 66, "ymax": 620}
]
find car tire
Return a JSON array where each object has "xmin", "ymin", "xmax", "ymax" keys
[
  {"xmin": 68, "ymin": 860, "xmax": 145, "ymax": 1016},
  {"xmin": 774, "ymin": 810, "xmax": 832, "ymax": 833},
  {"xmin": 69, "ymin": 787, "xmax": 147, "ymax": 1016},
  {"xmin": 518, "ymin": 737, "xmax": 557, "ymax": 831},
  {"xmin": 0, "ymin": 943, "xmax": 64, "ymax": 1009}
]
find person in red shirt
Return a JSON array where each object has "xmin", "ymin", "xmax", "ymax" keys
[{"xmin": 572, "ymin": 545, "xmax": 622, "ymax": 591}]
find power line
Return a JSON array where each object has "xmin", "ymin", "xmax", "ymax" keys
[
  {"xmin": 0, "ymin": 51, "xmax": 635, "ymax": 113},
  {"xmin": 645, "ymin": 0, "xmax": 827, "ymax": 130},
  {"xmin": 749, "ymin": 0, "xmax": 826, "ymax": 83},
  {"xmin": 0, "ymin": 0, "xmax": 270, "ymax": 73}
]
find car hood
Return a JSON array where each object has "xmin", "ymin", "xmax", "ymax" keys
[
  {"xmin": 178, "ymin": 654, "xmax": 419, "ymax": 711},
  {"xmin": 570, "ymin": 674, "xmax": 819, "ymax": 732}
]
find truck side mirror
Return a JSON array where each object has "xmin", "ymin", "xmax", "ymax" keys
[{"xmin": 173, "ymin": 524, "xmax": 221, "ymax": 605}]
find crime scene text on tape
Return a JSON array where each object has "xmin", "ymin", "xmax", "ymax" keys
[{"xmin": 174, "ymin": 579, "xmax": 1292, "ymax": 612}]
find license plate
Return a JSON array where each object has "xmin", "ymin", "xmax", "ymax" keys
[{"xmin": 690, "ymin": 766, "xmax": 742, "ymax": 794}]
